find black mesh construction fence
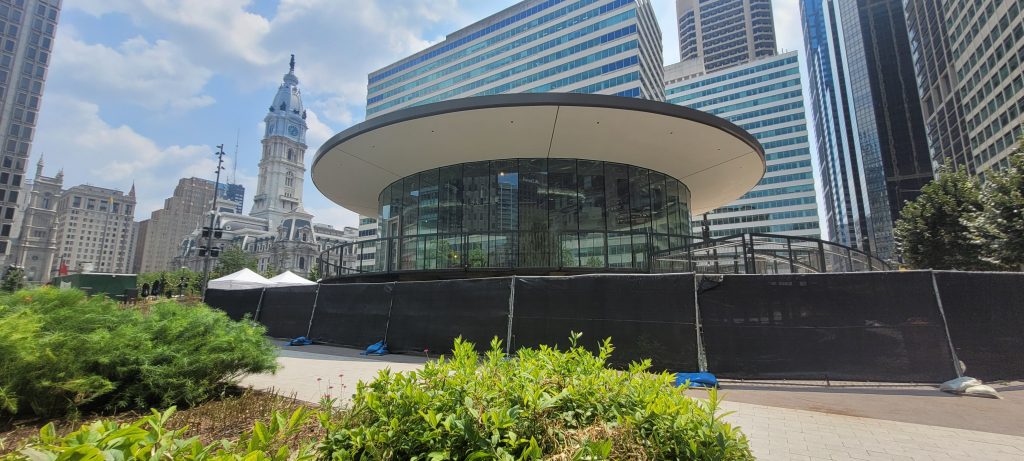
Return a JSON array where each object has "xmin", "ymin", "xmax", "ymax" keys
[
  {"xmin": 201, "ymin": 271, "xmax": 1022, "ymax": 382},
  {"xmin": 257, "ymin": 285, "xmax": 319, "ymax": 339},
  {"xmin": 511, "ymin": 274, "xmax": 699, "ymax": 371},
  {"xmin": 697, "ymin": 272, "xmax": 957, "ymax": 382},
  {"xmin": 386, "ymin": 278, "xmax": 512, "ymax": 354},
  {"xmin": 934, "ymin": 271, "xmax": 1024, "ymax": 380},
  {"xmin": 307, "ymin": 283, "xmax": 393, "ymax": 348},
  {"xmin": 204, "ymin": 288, "xmax": 264, "ymax": 321}
]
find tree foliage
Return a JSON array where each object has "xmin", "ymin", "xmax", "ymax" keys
[
  {"xmin": 978, "ymin": 139, "xmax": 1024, "ymax": 270},
  {"xmin": 896, "ymin": 138, "xmax": 1024, "ymax": 271},
  {"xmin": 213, "ymin": 245, "xmax": 259, "ymax": 278},
  {"xmin": 0, "ymin": 266, "xmax": 25, "ymax": 293},
  {"xmin": 895, "ymin": 161, "xmax": 991, "ymax": 270}
]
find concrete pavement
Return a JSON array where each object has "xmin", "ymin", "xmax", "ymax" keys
[{"xmin": 241, "ymin": 344, "xmax": 1024, "ymax": 460}]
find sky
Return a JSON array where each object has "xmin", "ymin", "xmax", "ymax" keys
[{"xmin": 34, "ymin": 0, "xmax": 806, "ymax": 230}]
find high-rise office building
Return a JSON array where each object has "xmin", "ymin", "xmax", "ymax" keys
[
  {"xmin": 905, "ymin": 0, "xmax": 1023, "ymax": 177},
  {"xmin": 666, "ymin": 52, "xmax": 819, "ymax": 239},
  {"xmin": 675, "ymin": 0, "xmax": 776, "ymax": 73},
  {"xmin": 219, "ymin": 183, "xmax": 245, "ymax": 214},
  {"xmin": 902, "ymin": 0, "xmax": 970, "ymax": 173},
  {"xmin": 137, "ymin": 177, "xmax": 245, "ymax": 273},
  {"xmin": 53, "ymin": 184, "xmax": 136, "ymax": 273},
  {"xmin": 0, "ymin": 0, "xmax": 61, "ymax": 262},
  {"xmin": 365, "ymin": 0, "xmax": 665, "ymax": 118},
  {"xmin": 800, "ymin": 0, "xmax": 933, "ymax": 260}
]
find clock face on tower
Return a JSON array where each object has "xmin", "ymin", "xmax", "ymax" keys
[{"xmin": 288, "ymin": 125, "xmax": 299, "ymax": 137}]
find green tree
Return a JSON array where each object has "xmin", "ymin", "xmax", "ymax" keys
[
  {"xmin": 212, "ymin": 245, "xmax": 258, "ymax": 278},
  {"xmin": 307, "ymin": 264, "xmax": 320, "ymax": 282},
  {"xmin": 978, "ymin": 137, "xmax": 1024, "ymax": 270},
  {"xmin": 894, "ymin": 161, "xmax": 993, "ymax": 270},
  {"xmin": 1, "ymin": 265, "xmax": 25, "ymax": 292}
]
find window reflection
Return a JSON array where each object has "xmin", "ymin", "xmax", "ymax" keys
[{"xmin": 373, "ymin": 158, "xmax": 692, "ymax": 272}]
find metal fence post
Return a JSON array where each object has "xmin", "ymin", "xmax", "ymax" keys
[
  {"xmin": 305, "ymin": 282, "xmax": 321, "ymax": 338},
  {"xmin": 930, "ymin": 271, "xmax": 964, "ymax": 377},
  {"xmin": 506, "ymin": 275, "xmax": 516, "ymax": 355}
]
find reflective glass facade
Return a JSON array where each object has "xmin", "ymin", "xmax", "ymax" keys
[
  {"xmin": 800, "ymin": 0, "xmax": 934, "ymax": 261},
  {"xmin": 372, "ymin": 158, "xmax": 691, "ymax": 272},
  {"xmin": 666, "ymin": 52, "xmax": 820, "ymax": 239},
  {"xmin": 366, "ymin": 0, "xmax": 665, "ymax": 117}
]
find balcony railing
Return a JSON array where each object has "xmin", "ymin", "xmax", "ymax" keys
[{"xmin": 317, "ymin": 231, "xmax": 891, "ymax": 279}]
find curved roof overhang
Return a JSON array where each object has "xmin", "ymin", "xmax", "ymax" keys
[{"xmin": 312, "ymin": 93, "xmax": 765, "ymax": 217}]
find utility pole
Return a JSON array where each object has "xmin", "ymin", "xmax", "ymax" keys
[{"xmin": 201, "ymin": 145, "xmax": 227, "ymax": 300}]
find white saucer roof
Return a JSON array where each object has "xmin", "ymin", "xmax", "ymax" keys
[{"xmin": 312, "ymin": 93, "xmax": 765, "ymax": 217}]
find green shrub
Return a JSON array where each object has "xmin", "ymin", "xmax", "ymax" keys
[
  {"xmin": 321, "ymin": 334, "xmax": 753, "ymax": 460},
  {"xmin": 0, "ymin": 287, "xmax": 277, "ymax": 422},
  {"xmin": 2, "ymin": 406, "xmax": 317, "ymax": 461}
]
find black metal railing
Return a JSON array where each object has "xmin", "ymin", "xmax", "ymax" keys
[
  {"xmin": 650, "ymin": 233, "xmax": 893, "ymax": 274},
  {"xmin": 317, "ymin": 231, "xmax": 891, "ymax": 278}
]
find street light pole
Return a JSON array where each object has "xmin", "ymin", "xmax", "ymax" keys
[{"xmin": 201, "ymin": 144, "xmax": 227, "ymax": 300}]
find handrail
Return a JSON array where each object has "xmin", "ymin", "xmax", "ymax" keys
[{"xmin": 317, "ymin": 230, "xmax": 892, "ymax": 279}]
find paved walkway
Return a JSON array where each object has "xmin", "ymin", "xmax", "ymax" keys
[{"xmin": 241, "ymin": 345, "xmax": 1024, "ymax": 460}]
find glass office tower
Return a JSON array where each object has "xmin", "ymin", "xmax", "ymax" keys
[
  {"xmin": 365, "ymin": 0, "xmax": 665, "ymax": 118},
  {"xmin": 666, "ymin": 52, "xmax": 819, "ymax": 239},
  {"xmin": 800, "ymin": 0, "xmax": 933, "ymax": 261}
]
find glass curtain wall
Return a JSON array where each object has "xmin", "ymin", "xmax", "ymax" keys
[{"xmin": 377, "ymin": 158, "xmax": 692, "ymax": 272}]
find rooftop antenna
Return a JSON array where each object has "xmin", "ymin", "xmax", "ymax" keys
[{"xmin": 231, "ymin": 128, "xmax": 239, "ymax": 184}]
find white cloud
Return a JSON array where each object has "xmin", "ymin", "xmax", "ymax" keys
[
  {"xmin": 32, "ymin": 94, "xmax": 215, "ymax": 218},
  {"xmin": 53, "ymin": 33, "xmax": 214, "ymax": 111}
]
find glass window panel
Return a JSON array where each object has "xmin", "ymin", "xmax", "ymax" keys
[
  {"xmin": 666, "ymin": 178, "xmax": 681, "ymax": 237},
  {"xmin": 490, "ymin": 160, "xmax": 518, "ymax": 232},
  {"xmin": 418, "ymin": 169, "xmax": 439, "ymax": 235},
  {"xmin": 604, "ymin": 163, "xmax": 630, "ymax": 232},
  {"xmin": 462, "ymin": 161, "xmax": 489, "ymax": 232},
  {"xmin": 649, "ymin": 172, "xmax": 667, "ymax": 235},
  {"xmin": 578, "ymin": 232, "xmax": 606, "ymax": 268},
  {"xmin": 420, "ymin": 235, "xmax": 437, "ymax": 270},
  {"xmin": 628, "ymin": 166, "xmax": 651, "ymax": 268},
  {"xmin": 385, "ymin": 183, "xmax": 401, "ymax": 238},
  {"xmin": 402, "ymin": 175, "xmax": 419, "ymax": 236},
  {"xmin": 400, "ymin": 236, "xmax": 418, "ymax": 270},
  {"xmin": 628, "ymin": 166, "xmax": 651, "ymax": 233},
  {"xmin": 467, "ymin": 233, "xmax": 488, "ymax": 268},
  {"xmin": 437, "ymin": 234, "xmax": 461, "ymax": 269},
  {"xmin": 607, "ymin": 232, "xmax": 633, "ymax": 268},
  {"xmin": 577, "ymin": 160, "xmax": 605, "ymax": 232},
  {"xmin": 518, "ymin": 158, "xmax": 548, "ymax": 267},
  {"xmin": 490, "ymin": 233, "xmax": 515, "ymax": 268},
  {"xmin": 548, "ymin": 159, "xmax": 578, "ymax": 267},
  {"xmin": 438, "ymin": 165, "xmax": 463, "ymax": 234}
]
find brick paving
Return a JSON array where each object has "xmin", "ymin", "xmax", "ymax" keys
[{"xmin": 243, "ymin": 345, "xmax": 1024, "ymax": 460}]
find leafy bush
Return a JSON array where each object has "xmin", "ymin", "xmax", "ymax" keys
[
  {"xmin": 3, "ymin": 406, "xmax": 317, "ymax": 461},
  {"xmin": 321, "ymin": 334, "xmax": 753, "ymax": 460},
  {"xmin": 0, "ymin": 287, "xmax": 277, "ymax": 423}
]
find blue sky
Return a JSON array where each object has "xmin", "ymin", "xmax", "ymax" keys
[{"xmin": 34, "ymin": 0, "xmax": 804, "ymax": 229}]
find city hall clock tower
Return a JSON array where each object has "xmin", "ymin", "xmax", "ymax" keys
[{"xmin": 250, "ymin": 55, "xmax": 311, "ymax": 230}]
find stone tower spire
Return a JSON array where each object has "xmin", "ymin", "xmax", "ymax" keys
[{"xmin": 249, "ymin": 55, "xmax": 310, "ymax": 230}]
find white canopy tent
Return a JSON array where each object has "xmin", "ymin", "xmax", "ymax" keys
[
  {"xmin": 268, "ymin": 270, "xmax": 317, "ymax": 286},
  {"xmin": 207, "ymin": 268, "xmax": 273, "ymax": 290}
]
